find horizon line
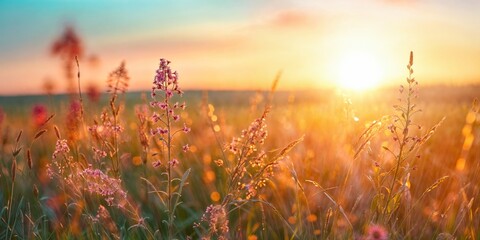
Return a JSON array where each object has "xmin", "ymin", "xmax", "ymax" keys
[{"xmin": 1, "ymin": 83, "xmax": 479, "ymax": 97}]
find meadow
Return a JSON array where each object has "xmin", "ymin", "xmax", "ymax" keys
[{"xmin": 0, "ymin": 57, "xmax": 479, "ymax": 240}]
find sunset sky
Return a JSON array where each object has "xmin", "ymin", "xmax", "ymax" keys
[{"xmin": 0, "ymin": 0, "xmax": 479, "ymax": 95}]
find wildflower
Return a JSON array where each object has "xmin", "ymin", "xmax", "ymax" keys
[
  {"xmin": 159, "ymin": 102, "xmax": 168, "ymax": 110},
  {"xmin": 228, "ymin": 111, "xmax": 268, "ymax": 158},
  {"xmin": 150, "ymin": 58, "xmax": 190, "ymax": 160},
  {"xmin": 365, "ymin": 224, "xmax": 388, "ymax": 240},
  {"xmin": 78, "ymin": 165, "xmax": 127, "ymax": 206},
  {"xmin": 47, "ymin": 154, "xmax": 77, "ymax": 179},
  {"xmin": 32, "ymin": 104, "xmax": 48, "ymax": 127},
  {"xmin": 166, "ymin": 89, "xmax": 173, "ymax": 98},
  {"xmin": 88, "ymin": 109, "xmax": 125, "ymax": 141},
  {"xmin": 169, "ymin": 158, "xmax": 179, "ymax": 167},
  {"xmin": 52, "ymin": 139, "xmax": 70, "ymax": 159},
  {"xmin": 182, "ymin": 144, "xmax": 189, "ymax": 152},
  {"xmin": 199, "ymin": 205, "xmax": 229, "ymax": 237},
  {"xmin": 158, "ymin": 127, "xmax": 168, "ymax": 135},
  {"xmin": 51, "ymin": 26, "xmax": 84, "ymax": 93},
  {"xmin": 152, "ymin": 160, "xmax": 162, "ymax": 168},
  {"xmin": 152, "ymin": 112, "xmax": 161, "ymax": 122},
  {"xmin": 150, "ymin": 128, "xmax": 158, "ymax": 136},
  {"xmin": 92, "ymin": 147, "xmax": 107, "ymax": 160},
  {"xmin": 183, "ymin": 123, "xmax": 191, "ymax": 133},
  {"xmin": 245, "ymin": 183, "xmax": 257, "ymax": 199},
  {"xmin": 149, "ymin": 58, "xmax": 190, "ymax": 239},
  {"xmin": 112, "ymin": 125, "xmax": 123, "ymax": 133},
  {"xmin": 151, "ymin": 58, "xmax": 182, "ymax": 98}
]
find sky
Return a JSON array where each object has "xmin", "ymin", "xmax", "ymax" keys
[{"xmin": 0, "ymin": 0, "xmax": 479, "ymax": 95}]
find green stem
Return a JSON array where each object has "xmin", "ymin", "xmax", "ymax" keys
[
  {"xmin": 7, "ymin": 180, "xmax": 15, "ymax": 239},
  {"xmin": 164, "ymin": 81, "xmax": 174, "ymax": 240},
  {"xmin": 382, "ymin": 76, "xmax": 413, "ymax": 222}
]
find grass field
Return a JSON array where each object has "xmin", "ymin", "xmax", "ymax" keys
[{"xmin": 0, "ymin": 58, "xmax": 479, "ymax": 239}]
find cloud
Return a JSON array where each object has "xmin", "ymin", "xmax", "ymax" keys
[{"xmin": 268, "ymin": 10, "xmax": 318, "ymax": 28}]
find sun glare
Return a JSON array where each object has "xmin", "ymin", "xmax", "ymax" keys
[{"xmin": 336, "ymin": 52, "xmax": 384, "ymax": 91}]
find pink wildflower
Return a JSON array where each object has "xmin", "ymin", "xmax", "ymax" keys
[
  {"xmin": 78, "ymin": 165, "xmax": 127, "ymax": 206},
  {"xmin": 365, "ymin": 224, "xmax": 388, "ymax": 240},
  {"xmin": 52, "ymin": 139, "xmax": 70, "ymax": 159},
  {"xmin": 169, "ymin": 158, "xmax": 179, "ymax": 167},
  {"xmin": 159, "ymin": 102, "xmax": 168, "ymax": 110},
  {"xmin": 199, "ymin": 204, "xmax": 229, "ymax": 237},
  {"xmin": 32, "ymin": 104, "xmax": 48, "ymax": 127},
  {"xmin": 152, "ymin": 112, "xmax": 161, "ymax": 122},
  {"xmin": 152, "ymin": 160, "xmax": 162, "ymax": 168},
  {"xmin": 183, "ymin": 123, "xmax": 191, "ymax": 133},
  {"xmin": 92, "ymin": 147, "xmax": 107, "ymax": 160}
]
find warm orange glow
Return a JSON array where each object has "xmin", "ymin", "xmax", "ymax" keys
[{"xmin": 336, "ymin": 51, "xmax": 384, "ymax": 91}]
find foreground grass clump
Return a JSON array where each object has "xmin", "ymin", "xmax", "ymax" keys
[{"xmin": 0, "ymin": 52, "xmax": 479, "ymax": 239}]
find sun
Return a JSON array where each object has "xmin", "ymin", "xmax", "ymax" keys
[{"xmin": 336, "ymin": 52, "xmax": 384, "ymax": 91}]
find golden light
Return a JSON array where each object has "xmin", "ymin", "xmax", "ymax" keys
[{"xmin": 336, "ymin": 51, "xmax": 384, "ymax": 91}]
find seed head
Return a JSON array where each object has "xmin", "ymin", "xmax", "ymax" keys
[
  {"xmin": 33, "ymin": 184, "xmax": 39, "ymax": 198},
  {"xmin": 409, "ymin": 51, "xmax": 413, "ymax": 67},
  {"xmin": 27, "ymin": 149, "xmax": 33, "ymax": 169}
]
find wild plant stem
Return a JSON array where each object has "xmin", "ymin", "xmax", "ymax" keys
[
  {"xmin": 383, "ymin": 146, "xmax": 403, "ymax": 221},
  {"xmin": 110, "ymin": 93, "xmax": 120, "ymax": 177},
  {"xmin": 6, "ymin": 180, "xmax": 15, "ymax": 239},
  {"xmin": 226, "ymin": 111, "xmax": 267, "ymax": 198},
  {"xmin": 383, "ymin": 78, "xmax": 413, "ymax": 222},
  {"xmin": 164, "ymin": 80, "xmax": 174, "ymax": 240},
  {"xmin": 143, "ymin": 152, "xmax": 148, "ymax": 203},
  {"xmin": 75, "ymin": 56, "xmax": 84, "ymax": 120},
  {"xmin": 113, "ymin": 112, "xmax": 119, "ymax": 177}
]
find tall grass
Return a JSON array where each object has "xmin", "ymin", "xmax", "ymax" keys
[{"xmin": 0, "ymin": 52, "xmax": 479, "ymax": 239}]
